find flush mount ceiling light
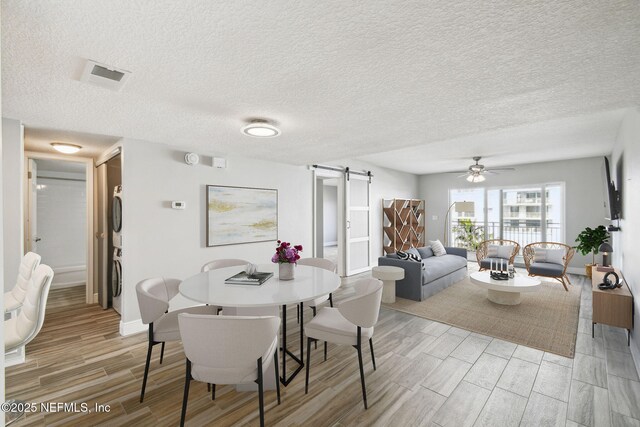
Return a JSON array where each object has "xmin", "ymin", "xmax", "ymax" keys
[
  {"xmin": 51, "ymin": 142, "xmax": 82, "ymax": 154},
  {"xmin": 241, "ymin": 120, "xmax": 281, "ymax": 138}
]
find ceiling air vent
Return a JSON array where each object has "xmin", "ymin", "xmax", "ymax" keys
[{"xmin": 80, "ymin": 60, "xmax": 131, "ymax": 91}]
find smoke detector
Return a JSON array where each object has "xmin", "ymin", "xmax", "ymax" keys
[{"xmin": 80, "ymin": 60, "xmax": 131, "ymax": 91}]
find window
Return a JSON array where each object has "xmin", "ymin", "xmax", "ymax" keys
[{"xmin": 450, "ymin": 183, "xmax": 565, "ymax": 252}]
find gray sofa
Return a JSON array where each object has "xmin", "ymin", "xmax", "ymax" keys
[{"xmin": 378, "ymin": 246, "xmax": 468, "ymax": 301}]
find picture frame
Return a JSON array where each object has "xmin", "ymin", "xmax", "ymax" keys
[{"xmin": 206, "ymin": 185, "xmax": 278, "ymax": 247}]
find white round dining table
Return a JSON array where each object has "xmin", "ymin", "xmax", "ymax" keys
[
  {"xmin": 179, "ymin": 263, "xmax": 340, "ymax": 308},
  {"xmin": 179, "ymin": 263, "xmax": 341, "ymax": 390}
]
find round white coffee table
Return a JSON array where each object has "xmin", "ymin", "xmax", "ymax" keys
[
  {"xmin": 372, "ymin": 266, "xmax": 405, "ymax": 303},
  {"xmin": 470, "ymin": 271, "xmax": 541, "ymax": 305}
]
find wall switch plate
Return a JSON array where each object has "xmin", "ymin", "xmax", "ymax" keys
[
  {"xmin": 172, "ymin": 201, "xmax": 186, "ymax": 210},
  {"xmin": 432, "ymin": 215, "xmax": 438, "ymax": 220}
]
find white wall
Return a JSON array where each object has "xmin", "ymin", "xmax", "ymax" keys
[
  {"xmin": 0, "ymin": 33, "xmax": 6, "ymax": 411},
  {"xmin": 322, "ymin": 184, "xmax": 338, "ymax": 245},
  {"xmin": 611, "ymin": 107, "xmax": 640, "ymax": 375},
  {"xmin": 2, "ymin": 118, "xmax": 23, "ymax": 291},
  {"xmin": 35, "ymin": 167, "xmax": 87, "ymax": 288},
  {"xmin": 418, "ymin": 157, "xmax": 606, "ymax": 269},
  {"xmin": 119, "ymin": 138, "xmax": 315, "ymax": 326}
]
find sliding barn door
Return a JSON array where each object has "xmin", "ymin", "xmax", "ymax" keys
[{"xmin": 344, "ymin": 172, "xmax": 372, "ymax": 275}]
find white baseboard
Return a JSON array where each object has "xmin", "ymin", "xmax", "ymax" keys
[
  {"xmin": 51, "ymin": 281, "xmax": 86, "ymax": 289},
  {"xmin": 93, "ymin": 293, "xmax": 98, "ymax": 304},
  {"xmin": 324, "ymin": 241, "xmax": 337, "ymax": 247},
  {"xmin": 5, "ymin": 346, "xmax": 25, "ymax": 367},
  {"xmin": 119, "ymin": 318, "xmax": 147, "ymax": 336},
  {"xmin": 566, "ymin": 267, "xmax": 586, "ymax": 275}
]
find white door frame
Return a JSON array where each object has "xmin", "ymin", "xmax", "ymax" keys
[
  {"xmin": 24, "ymin": 151, "xmax": 95, "ymax": 304},
  {"xmin": 312, "ymin": 168, "xmax": 345, "ymax": 277}
]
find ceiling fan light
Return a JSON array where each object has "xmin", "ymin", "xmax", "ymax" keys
[
  {"xmin": 50, "ymin": 142, "xmax": 82, "ymax": 154},
  {"xmin": 466, "ymin": 173, "xmax": 486, "ymax": 183}
]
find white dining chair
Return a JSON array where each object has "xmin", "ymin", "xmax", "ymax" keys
[
  {"xmin": 297, "ymin": 257, "xmax": 337, "ymax": 315},
  {"xmin": 304, "ymin": 278, "xmax": 382, "ymax": 409},
  {"xmin": 135, "ymin": 277, "xmax": 218, "ymax": 402},
  {"xmin": 5, "ymin": 264, "xmax": 54, "ymax": 353},
  {"xmin": 178, "ymin": 314, "xmax": 281, "ymax": 427},
  {"xmin": 4, "ymin": 252, "xmax": 41, "ymax": 313},
  {"xmin": 201, "ymin": 258, "xmax": 250, "ymax": 272},
  {"xmin": 4, "ymin": 264, "xmax": 54, "ymax": 425}
]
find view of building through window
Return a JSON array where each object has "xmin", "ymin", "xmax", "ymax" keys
[{"xmin": 450, "ymin": 184, "xmax": 564, "ymax": 252}]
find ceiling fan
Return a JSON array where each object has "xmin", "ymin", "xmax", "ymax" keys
[{"xmin": 449, "ymin": 156, "xmax": 515, "ymax": 182}]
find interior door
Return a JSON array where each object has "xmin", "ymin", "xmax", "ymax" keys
[
  {"xmin": 344, "ymin": 172, "xmax": 372, "ymax": 276},
  {"xmin": 96, "ymin": 164, "xmax": 109, "ymax": 308},
  {"xmin": 26, "ymin": 159, "xmax": 39, "ymax": 252}
]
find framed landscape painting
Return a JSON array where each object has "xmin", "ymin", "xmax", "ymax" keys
[{"xmin": 206, "ymin": 185, "xmax": 278, "ymax": 247}]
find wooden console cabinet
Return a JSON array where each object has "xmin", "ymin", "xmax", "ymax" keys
[{"xmin": 592, "ymin": 266, "xmax": 634, "ymax": 344}]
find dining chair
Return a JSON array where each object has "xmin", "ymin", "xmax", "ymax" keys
[
  {"xmin": 201, "ymin": 258, "xmax": 250, "ymax": 272},
  {"xmin": 5, "ymin": 264, "xmax": 54, "ymax": 353},
  {"xmin": 135, "ymin": 277, "xmax": 218, "ymax": 402},
  {"xmin": 178, "ymin": 314, "xmax": 281, "ymax": 427},
  {"xmin": 4, "ymin": 252, "xmax": 41, "ymax": 313},
  {"xmin": 304, "ymin": 278, "xmax": 383, "ymax": 409},
  {"xmin": 297, "ymin": 257, "xmax": 338, "ymax": 315},
  {"xmin": 4, "ymin": 264, "xmax": 54, "ymax": 426}
]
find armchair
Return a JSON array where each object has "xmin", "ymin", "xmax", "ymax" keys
[
  {"xmin": 523, "ymin": 242, "xmax": 575, "ymax": 291},
  {"xmin": 476, "ymin": 239, "xmax": 520, "ymax": 271}
]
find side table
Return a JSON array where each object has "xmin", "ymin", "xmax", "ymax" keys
[{"xmin": 372, "ymin": 266, "xmax": 405, "ymax": 303}]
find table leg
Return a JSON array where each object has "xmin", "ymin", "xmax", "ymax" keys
[{"xmin": 280, "ymin": 304, "xmax": 304, "ymax": 386}]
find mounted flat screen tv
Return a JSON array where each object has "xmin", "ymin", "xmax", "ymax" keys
[{"xmin": 602, "ymin": 157, "xmax": 621, "ymax": 220}]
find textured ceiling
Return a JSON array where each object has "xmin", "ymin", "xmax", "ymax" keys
[
  {"xmin": 24, "ymin": 127, "xmax": 119, "ymax": 159},
  {"xmin": 2, "ymin": 1, "xmax": 639, "ymax": 170}
]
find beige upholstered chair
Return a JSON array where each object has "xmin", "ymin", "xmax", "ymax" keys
[
  {"xmin": 297, "ymin": 257, "xmax": 338, "ymax": 314},
  {"xmin": 178, "ymin": 314, "xmax": 281, "ymax": 427},
  {"xmin": 135, "ymin": 277, "xmax": 217, "ymax": 402},
  {"xmin": 523, "ymin": 242, "xmax": 575, "ymax": 291},
  {"xmin": 304, "ymin": 278, "xmax": 383, "ymax": 409},
  {"xmin": 5, "ymin": 264, "xmax": 54, "ymax": 353},
  {"xmin": 4, "ymin": 252, "xmax": 41, "ymax": 313},
  {"xmin": 201, "ymin": 259, "xmax": 250, "ymax": 272},
  {"xmin": 476, "ymin": 239, "xmax": 521, "ymax": 271}
]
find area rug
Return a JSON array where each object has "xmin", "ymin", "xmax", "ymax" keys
[{"xmin": 382, "ymin": 277, "xmax": 582, "ymax": 357}]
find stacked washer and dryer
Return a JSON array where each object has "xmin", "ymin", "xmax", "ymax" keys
[{"xmin": 111, "ymin": 185, "xmax": 123, "ymax": 314}]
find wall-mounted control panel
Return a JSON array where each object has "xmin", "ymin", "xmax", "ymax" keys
[{"xmin": 172, "ymin": 201, "xmax": 186, "ymax": 210}]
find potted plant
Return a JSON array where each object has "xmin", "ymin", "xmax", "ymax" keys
[
  {"xmin": 453, "ymin": 218, "xmax": 484, "ymax": 256},
  {"xmin": 272, "ymin": 240, "xmax": 303, "ymax": 280},
  {"xmin": 575, "ymin": 225, "xmax": 610, "ymax": 278}
]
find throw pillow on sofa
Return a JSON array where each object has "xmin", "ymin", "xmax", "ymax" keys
[
  {"xmin": 429, "ymin": 240, "xmax": 447, "ymax": 257},
  {"xmin": 397, "ymin": 250, "xmax": 421, "ymax": 263}
]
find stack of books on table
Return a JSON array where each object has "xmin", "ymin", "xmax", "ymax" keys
[{"xmin": 225, "ymin": 271, "xmax": 273, "ymax": 285}]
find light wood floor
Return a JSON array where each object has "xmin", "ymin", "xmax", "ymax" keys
[{"xmin": 6, "ymin": 269, "xmax": 640, "ymax": 426}]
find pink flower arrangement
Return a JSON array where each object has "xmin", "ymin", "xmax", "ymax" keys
[{"xmin": 272, "ymin": 240, "xmax": 303, "ymax": 264}]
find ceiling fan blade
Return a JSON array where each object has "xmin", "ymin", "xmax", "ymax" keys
[
  {"xmin": 485, "ymin": 167, "xmax": 516, "ymax": 172},
  {"xmin": 446, "ymin": 170, "xmax": 471, "ymax": 174},
  {"xmin": 456, "ymin": 173, "xmax": 470, "ymax": 178}
]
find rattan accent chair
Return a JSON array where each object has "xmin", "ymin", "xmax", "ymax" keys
[
  {"xmin": 476, "ymin": 239, "xmax": 521, "ymax": 271},
  {"xmin": 523, "ymin": 242, "xmax": 575, "ymax": 291}
]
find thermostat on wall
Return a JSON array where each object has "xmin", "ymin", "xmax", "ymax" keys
[{"xmin": 172, "ymin": 201, "xmax": 186, "ymax": 210}]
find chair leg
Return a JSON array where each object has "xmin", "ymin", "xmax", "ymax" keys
[
  {"xmin": 311, "ymin": 306, "xmax": 317, "ymax": 349},
  {"xmin": 159, "ymin": 342, "xmax": 166, "ymax": 364},
  {"xmin": 140, "ymin": 339, "xmax": 154, "ymax": 403},
  {"xmin": 305, "ymin": 337, "xmax": 312, "ymax": 394},
  {"xmin": 560, "ymin": 276, "xmax": 568, "ymax": 291},
  {"xmin": 211, "ymin": 384, "xmax": 216, "ymax": 400},
  {"xmin": 324, "ymin": 341, "xmax": 327, "ymax": 361},
  {"xmin": 369, "ymin": 338, "xmax": 376, "ymax": 371},
  {"xmin": 180, "ymin": 360, "xmax": 192, "ymax": 427},
  {"xmin": 208, "ymin": 383, "xmax": 211, "ymax": 392},
  {"xmin": 256, "ymin": 357, "xmax": 265, "ymax": 427},
  {"xmin": 311, "ymin": 306, "xmax": 316, "ymax": 316},
  {"xmin": 356, "ymin": 327, "xmax": 368, "ymax": 409},
  {"xmin": 329, "ymin": 293, "xmax": 333, "ymax": 307},
  {"xmin": 274, "ymin": 349, "xmax": 281, "ymax": 405},
  {"xmin": 565, "ymin": 274, "xmax": 572, "ymax": 285},
  {"xmin": 296, "ymin": 304, "xmax": 300, "ymax": 324}
]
